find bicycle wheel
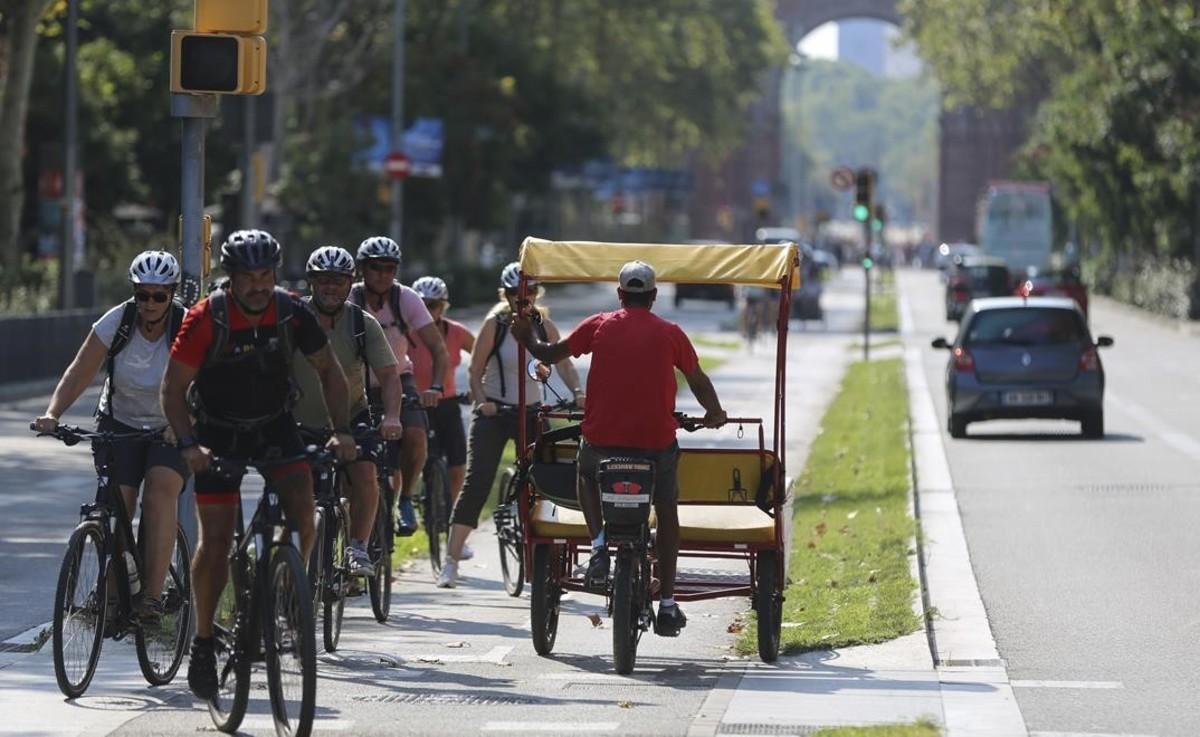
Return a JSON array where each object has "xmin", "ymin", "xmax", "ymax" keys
[
  {"xmin": 136, "ymin": 524, "xmax": 193, "ymax": 686},
  {"xmin": 307, "ymin": 507, "xmax": 326, "ymax": 648},
  {"xmin": 530, "ymin": 543, "xmax": 561, "ymax": 656},
  {"xmin": 423, "ymin": 457, "xmax": 449, "ymax": 573},
  {"xmin": 755, "ymin": 550, "xmax": 782, "ymax": 663},
  {"xmin": 323, "ymin": 507, "xmax": 348, "ymax": 652},
  {"xmin": 611, "ymin": 550, "xmax": 642, "ymax": 675},
  {"xmin": 495, "ymin": 468, "xmax": 524, "ymax": 597},
  {"xmin": 52, "ymin": 521, "xmax": 107, "ymax": 698},
  {"xmin": 264, "ymin": 545, "xmax": 317, "ymax": 737},
  {"xmin": 367, "ymin": 492, "xmax": 393, "ymax": 623},
  {"xmin": 208, "ymin": 552, "xmax": 253, "ymax": 734}
]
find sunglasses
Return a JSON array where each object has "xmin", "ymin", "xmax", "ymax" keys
[
  {"xmin": 134, "ymin": 290, "xmax": 172, "ymax": 304},
  {"xmin": 365, "ymin": 262, "xmax": 398, "ymax": 273},
  {"xmin": 423, "ymin": 299, "xmax": 446, "ymax": 310}
]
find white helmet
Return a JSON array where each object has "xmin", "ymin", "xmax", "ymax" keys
[
  {"xmin": 129, "ymin": 250, "xmax": 180, "ymax": 285},
  {"xmin": 356, "ymin": 236, "xmax": 402, "ymax": 263},
  {"xmin": 306, "ymin": 245, "xmax": 355, "ymax": 276},
  {"xmin": 412, "ymin": 276, "xmax": 449, "ymax": 301},
  {"xmin": 500, "ymin": 261, "xmax": 537, "ymax": 289}
]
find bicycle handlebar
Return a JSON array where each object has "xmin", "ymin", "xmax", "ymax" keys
[
  {"xmin": 208, "ymin": 446, "xmax": 332, "ymax": 478},
  {"xmin": 31, "ymin": 422, "xmax": 164, "ymax": 446}
]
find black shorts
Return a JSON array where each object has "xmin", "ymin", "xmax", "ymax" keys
[
  {"xmin": 92, "ymin": 416, "xmax": 190, "ymax": 489},
  {"xmin": 369, "ymin": 374, "xmax": 428, "ymax": 470},
  {"xmin": 577, "ymin": 439, "xmax": 680, "ymax": 503},
  {"xmin": 194, "ymin": 412, "xmax": 309, "ymax": 505},
  {"xmin": 428, "ymin": 398, "xmax": 467, "ymax": 467}
]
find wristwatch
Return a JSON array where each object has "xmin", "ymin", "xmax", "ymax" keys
[
  {"xmin": 177, "ymin": 435, "xmax": 197, "ymax": 450},
  {"xmin": 430, "ymin": 383, "xmax": 445, "ymax": 394}
]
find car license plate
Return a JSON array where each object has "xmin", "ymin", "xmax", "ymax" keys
[{"xmin": 1001, "ymin": 390, "xmax": 1052, "ymax": 407}]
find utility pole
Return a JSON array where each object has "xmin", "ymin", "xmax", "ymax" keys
[
  {"xmin": 240, "ymin": 97, "xmax": 257, "ymax": 229},
  {"xmin": 390, "ymin": 0, "xmax": 407, "ymax": 243},
  {"xmin": 60, "ymin": 0, "xmax": 79, "ymax": 310},
  {"xmin": 853, "ymin": 167, "xmax": 876, "ymax": 361}
]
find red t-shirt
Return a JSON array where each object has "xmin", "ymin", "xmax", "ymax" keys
[
  {"xmin": 567, "ymin": 308, "xmax": 699, "ymax": 450},
  {"xmin": 409, "ymin": 318, "xmax": 472, "ymax": 396}
]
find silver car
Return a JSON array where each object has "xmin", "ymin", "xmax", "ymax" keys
[{"xmin": 932, "ymin": 297, "xmax": 1114, "ymax": 438}]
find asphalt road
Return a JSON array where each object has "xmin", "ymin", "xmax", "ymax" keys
[
  {"xmin": 901, "ymin": 268, "xmax": 1200, "ymax": 737},
  {"xmin": 0, "ymin": 274, "xmax": 865, "ymax": 736}
]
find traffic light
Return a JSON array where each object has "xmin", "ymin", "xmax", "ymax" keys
[
  {"xmin": 853, "ymin": 168, "xmax": 874, "ymax": 222},
  {"xmin": 170, "ymin": 0, "xmax": 268, "ymax": 95},
  {"xmin": 871, "ymin": 203, "xmax": 886, "ymax": 233}
]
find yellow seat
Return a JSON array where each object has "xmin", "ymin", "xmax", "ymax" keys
[
  {"xmin": 530, "ymin": 500, "xmax": 592, "ymax": 539},
  {"xmin": 677, "ymin": 505, "xmax": 776, "ymax": 545}
]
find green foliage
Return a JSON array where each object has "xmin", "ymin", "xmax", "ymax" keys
[{"xmin": 813, "ymin": 722, "xmax": 940, "ymax": 737}]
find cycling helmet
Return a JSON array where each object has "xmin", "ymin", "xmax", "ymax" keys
[
  {"xmin": 356, "ymin": 236, "xmax": 402, "ymax": 264},
  {"xmin": 500, "ymin": 261, "xmax": 537, "ymax": 289},
  {"xmin": 129, "ymin": 250, "xmax": 180, "ymax": 285},
  {"xmin": 306, "ymin": 245, "xmax": 355, "ymax": 276},
  {"xmin": 412, "ymin": 276, "xmax": 449, "ymax": 301},
  {"xmin": 220, "ymin": 229, "xmax": 281, "ymax": 272}
]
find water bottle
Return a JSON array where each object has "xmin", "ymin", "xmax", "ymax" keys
[{"xmin": 124, "ymin": 551, "xmax": 141, "ymax": 595}]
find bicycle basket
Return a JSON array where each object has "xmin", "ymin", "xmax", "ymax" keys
[{"xmin": 598, "ymin": 456, "xmax": 655, "ymax": 538}]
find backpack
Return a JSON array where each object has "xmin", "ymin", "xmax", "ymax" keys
[
  {"xmin": 488, "ymin": 311, "xmax": 547, "ymax": 399},
  {"xmin": 349, "ymin": 282, "xmax": 407, "ymax": 335},
  {"xmin": 203, "ymin": 286, "xmax": 296, "ymax": 368},
  {"xmin": 98, "ymin": 298, "xmax": 186, "ymax": 419},
  {"xmin": 302, "ymin": 297, "xmax": 368, "ymax": 365}
]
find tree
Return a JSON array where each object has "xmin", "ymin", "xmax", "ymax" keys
[{"xmin": 0, "ymin": 0, "xmax": 55, "ymax": 274}]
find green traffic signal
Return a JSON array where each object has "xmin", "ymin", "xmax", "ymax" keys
[
  {"xmin": 853, "ymin": 204, "xmax": 870, "ymax": 222},
  {"xmin": 871, "ymin": 218, "xmax": 883, "ymax": 232},
  {"xmin": 862, "ymin": 257, "xmax": 874, "ymax": 270}
]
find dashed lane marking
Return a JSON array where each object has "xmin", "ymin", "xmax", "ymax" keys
[
  {"xmin": 482, "ymin": 723, "xmax": 620, "ymax": 732},
  {"xmin": 1011, "ymin": 680, "xmax": 1123, "ymax": 689}
]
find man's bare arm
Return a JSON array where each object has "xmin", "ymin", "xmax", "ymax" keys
[{"xmin": 305, "ymin": 345, "xmax": 351, "ymax": 432}]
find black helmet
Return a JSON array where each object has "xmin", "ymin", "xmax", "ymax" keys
[{"xmin": 220, "ymin": 229, "xmax": 282, "ymax": 273}]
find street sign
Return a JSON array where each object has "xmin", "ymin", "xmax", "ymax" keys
[
  {"xmin": 385, "ymin": 152, "xmax": 411, "ymax": 180},
  {"xmin": 830, "ymin": 166, "xmax": 855, "ymax": 191}
]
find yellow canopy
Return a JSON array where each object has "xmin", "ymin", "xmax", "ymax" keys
[{"xmin": 519, "ymin": 238, "xmax": 800, "ymax": 288}]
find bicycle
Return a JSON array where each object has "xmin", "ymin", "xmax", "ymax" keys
[
  {"xmin": 205, "ymin": 449, "xmax": 325, "ymax": 737},
  {"xmin": 300, "ymin": 428, "xmax": 351, "ymax": 653},
  {"xmin": 421, "ymin": 393, "xmax": 471, "ymax": 575},
  {"xmin": 356, "ymin": 423, "xmax": 397, "ymax": 623},
  {"xmin": 33, "ymin": 423, "xmax": 192, "ymax": 698}
]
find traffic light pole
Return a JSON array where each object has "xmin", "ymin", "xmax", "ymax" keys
[
  {"xmin": 863, "ymin": 219, "xmax": 871, "ymax": 362},
  {"xmin": 390, "ymin": 0, "xmax": 406, "ymax": 242},
  {"xmin": 170, "ymin": 91, "xmax": 217, "ymax": 550}
]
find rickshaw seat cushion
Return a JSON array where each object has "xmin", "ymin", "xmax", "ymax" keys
[
  {"xmin": 531, "ymin": 499, "xmax": 601, "ymax": 538},
  {"xmin": 530, "ymin": 461, "xmax": 581, "ymax": 510},
  {"xmin": 530, "ymin": 500, "xmax": 775, "ymax": 544},
  {"xmin": 676, "ymin": 449, "xmax": 778, "ymax": 508}
]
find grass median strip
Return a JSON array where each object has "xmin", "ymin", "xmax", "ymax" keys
[
  {"xmin": 869, "ymin": 291, "xmax": 899, "ymax": 333},
  {"xmin": 813, "ymin": 721, "xmax": 940, "ymax": 737},
  {"xmin": 739, "ymin": 357, "xmax": 920, "ymax": 654}
]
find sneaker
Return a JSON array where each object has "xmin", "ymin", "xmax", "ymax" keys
[
  {"xmin": 137, "ymin": 596, "xmax": 165, "ymax": 627},
  {"xmin": 585, "ymin": 549, "xmax": 610, "ymax": 592},
  {"xmin": 187, "ymin": 637, "xmax": 218, "ymax": 700},
  {"xmin": 459, "ymin": 542, "xmax": 475, "ymax": 561},
  {"xmin": 347, "ymin": 546, "xmax": 375, "ymax": 578},
  {"xmin": 435, "ymin": 559, "xmax": 458, "ymax": 588},
  {"xmin": 395, "ymin": 497, "xmax": 417, "ymax": 537},
  {"xmin": 654, "ymin": 602, "xmax": 687, "ymax": 637}
]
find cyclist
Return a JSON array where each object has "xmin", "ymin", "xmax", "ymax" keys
[
  {"xmin": 511, "ymin": 260, "xmax": 727, "ymax": 636},
  {"xmin": 349, "ymin": 236, "xmax": 449, "ymax": 537},
  {"xmin": 408, "ymin": 276, "xmax": 475, "ymax": 526},
  {"xmin": 160, "ymin": 229, "xmax": 356, "ymax": 700},
  {"xmin": 437, "ymin": 262, "xmax": 585, "ymax": 588},
  {"xmin": 293, "ymin": 246, "xmax": 404, "ymax": 577},
  {"xmin": 33, "ymin": 250, "xmax": 190, "ymax": 623}
]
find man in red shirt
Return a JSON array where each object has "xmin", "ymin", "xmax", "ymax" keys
[{"xmin": 512, "ymin": 260, "xmax": 726, "ymax": 635}]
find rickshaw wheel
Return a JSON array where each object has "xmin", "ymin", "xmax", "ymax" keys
[
  {"xmin": 530, "ymin": 543, "xmax": 561, "ymax": 655},
  {"xmin": 755, "ymin": 550, "xmax": 782, "ymax": 663},
  {"xmin": 612, "ymin": 550, "xmax": 641, "ymax": 674}
]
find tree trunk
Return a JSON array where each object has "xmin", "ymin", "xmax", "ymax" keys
[{"xmin": 0, "ymin": 0, "xmax": 53, "ymax": 272}]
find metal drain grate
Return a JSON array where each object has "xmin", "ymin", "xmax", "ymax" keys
[
  {"xmin": 718, "ymin": 725, "xmax": 824, "ymax": 736},
  {"xmin": 1075, "ymin": 482, "xmax": 1193, "ymax": 495},
  {"xmin": 350, "ymin": 692, "xmax": 541, "ymax": 706}
]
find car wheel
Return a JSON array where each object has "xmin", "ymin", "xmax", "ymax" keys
[
  {"xmin": 1082, "ymin": 410, "xmax": 1104, "ymax": 439},
  {"xmin": 948, "ymin": 413, "xmax": 968, "ymax": 439}
]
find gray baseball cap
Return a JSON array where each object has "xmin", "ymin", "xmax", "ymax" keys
[{"xmin": 618, "ymin": 260, "xmax": 656, "ymax": 293}]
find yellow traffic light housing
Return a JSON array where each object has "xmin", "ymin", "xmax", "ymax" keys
[
  {"xmin": 170, "ymin": 31, "xmax": 266, "ymax": 95},
  {"xmin": 196, "ymin": 0, "xmax": 268, "ymax": 34}
]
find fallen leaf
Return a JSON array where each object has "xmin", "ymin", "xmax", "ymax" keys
[
  {"xmin": 828, "ymin": 579, "xmax": 838, "ymax": 588},
  {"xmin": 416, "ymin": 656, "xmax": 443, "ymax": 664},
  {"xmin": 445, "ymin": 641, "xmax": 468, "ymax": 649},
  {"xmin": 727, "ymin": 622, "xmax": 745, "ymax": 634},
  {"xmin": 867, "ymin": 570, "xmax": 879, "ymax": 583},
  {"xmin": 806, "ymin": 540, "xmax": 817, "ymax": 549},
  {"xmin": 618, "ymin": 701, "xmax": 633, "ymax": 709},
  {"xmin": 846, "ymin": 510, "xmax": 858, "ymax": 520},
  {"xmin": 814, "ymin": 522, "xmax": 827, "ymax": 537},
  {"xmin": 587, "ymin": 613, "xmax": 604, "ymax": 628}
]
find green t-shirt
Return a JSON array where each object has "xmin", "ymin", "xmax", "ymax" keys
[{"xmin": 292, "ymin": 302, "xmax": 397, "ymax": 429}]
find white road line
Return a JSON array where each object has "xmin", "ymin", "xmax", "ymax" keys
[
  {"xmin": 482, "ymin": 723, "xmax": 619, "ymax": 733},
  {"xmin": 0, "ymin": 536, "xmax": 67, "ymax": 544},
  {"xmin": 1107, "ymin": 392, "xmax": 1200, "ymax": 462},
  {"xmin": 1029, "ymin": 732, "xmax": 1157, "ymax": 737},
  {"xmin": 2, "ymin": 620, "xmax": 51, "ymax": 646},
  {"xmin": 239, "ymin": 717, "xmax": 354, "ymax": 731},
  {"xmin": 1011, "ymin": 680, "xmax": 1123, "ymax": 689}
]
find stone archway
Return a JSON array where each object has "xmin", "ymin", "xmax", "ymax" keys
[{"xmin": 692, "ymin": 1, "xmax": 1034, "ymax": 243}]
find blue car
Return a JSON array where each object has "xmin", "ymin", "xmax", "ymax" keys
[{"xmin": 932, "ymin": 297, "xmax": 1114, "ymax": 439}]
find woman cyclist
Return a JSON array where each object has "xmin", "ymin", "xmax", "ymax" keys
[
  {"xmin": 436, "ymin": 262, "xmax": 584, "ymax": 587},
  {"xmin": 408, "ymin": 276, "xmax": 475, "ymax": 554},
  {"xmin": 33, "ymin": 251, "xmax": 190, "ymax": 621}
]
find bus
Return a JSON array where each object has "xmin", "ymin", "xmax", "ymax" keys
[{"xmin": 976, "ymin": 181, "xmax": 1053, "ymax": 276}]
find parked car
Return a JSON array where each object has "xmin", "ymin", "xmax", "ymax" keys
[
  {"xmin": 676, "ymin": 240, "xmax": 736, "ymax": 308},
  {"xmin": 1016, "ymin": 267, "xmax": 1089, "ymax": 317},
  {"xmin": 935, "ymin": 242, "xmax": 983, "ymax": 278},
  {"xmin": 945, "ymin": 256, "xmax": 1012, "ymax": 322},
  {"xmin": 932, "ymin": 296, "xmax": 1114, "ymax": 439}
]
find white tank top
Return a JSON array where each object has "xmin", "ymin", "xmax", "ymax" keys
[{"xmin": 482, "ymin": 314, "xmax": 542, "ymax": 405}]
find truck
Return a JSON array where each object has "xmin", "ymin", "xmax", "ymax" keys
[{"xmin": 976, "ymin": 181, "xmax": 1053, "ymax": 277}]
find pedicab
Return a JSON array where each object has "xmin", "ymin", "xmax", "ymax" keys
[{"xmin": 508, "ymin": 238, "xmax": 799, "ymax": 673}]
